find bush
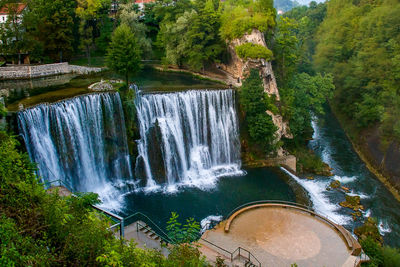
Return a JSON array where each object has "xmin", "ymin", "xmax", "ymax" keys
[
  {"xmin": 220, "ymin": 6, "xmax": 275, "ymax": 40},
  {"xmin": 382, "ymin": 246, "xmax": 400, "ymax": 267},
  {"xmin": 235, "ymin": 43, "xmax": 273, "ymax": 61}
]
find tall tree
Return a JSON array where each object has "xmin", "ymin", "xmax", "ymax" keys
[
  {"xmin": 76, "ymin": 0, "xmax": 110, "ymax": 65},
  {"xmin": 106, "ymin": 24, "xmax": 141, "ymax": 85},
  {"xmin": 185, "ymin": 0, "xmax": 224, "ymax": 71},
  {"xmin": 119, "ymin": 3, "xmax": 152, "ymax": 58},
  {"xmin": 24, "ymin": 0, "xmax": 76, "ymax": 62}
]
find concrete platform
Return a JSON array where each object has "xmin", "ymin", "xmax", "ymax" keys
[{"xmin": 199, "ymin": 206, "xmax": 360, "ymax": 267}]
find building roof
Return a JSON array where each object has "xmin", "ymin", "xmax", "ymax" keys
[
  {"xmin": 135, "ymin": 0, "xmax": 155, "ymax": 4},
  {"xmin": 0, "ymin": 3, "xmax": 27, "ymax": 15}
]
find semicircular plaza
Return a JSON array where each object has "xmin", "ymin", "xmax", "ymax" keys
[{"xmin": 199, "ymin": 202, "xmax": 363, "ymax": 267}]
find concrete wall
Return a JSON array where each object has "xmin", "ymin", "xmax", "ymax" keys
[{"xmin": 0, "ymin": 63, "xmax": 102, "ymax": 80}]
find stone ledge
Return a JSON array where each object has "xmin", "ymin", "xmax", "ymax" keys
[{"xmin": 0, "ymin": 63, "xmax": 103, "ymax": 80}]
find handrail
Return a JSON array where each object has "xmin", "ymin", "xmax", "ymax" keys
[
  {"xmin": 200, "ymin": 238, "xmax": 261, "ymax": 266},
  {"xmin": 354, "ymin": 251, "xmax": 369, "ymax": 267},
  {"xmin": 125, "ymin": 212, "xmax": 174, "ymax": 244},
  {"xmin": 136, "ymin": 221, "xmax": 172, "ymax": 245},
  {"xmin": 200, "ymin": 238, "xmax": 233, "ymax": 259},
  {"xmin": 232, "ymin": 247, "xmax": 261, "ymax": 267},
  {"xmin": 42, "ymin": 178, "xmax": 74, "ymax": 193}
]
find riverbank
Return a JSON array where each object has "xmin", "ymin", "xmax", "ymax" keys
[
  {"xmin": 330, "ymin": 103, "xmax": 400, "ymax": 202},
  {"xmin": 0, "ymin": 63, "xmax": 103, "ymax": 80},
  {"xmin": 152, "ymin": 65, "xmax": 238, "ymax": 87}
]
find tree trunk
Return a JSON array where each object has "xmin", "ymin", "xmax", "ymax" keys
[{"xmin": 86, "ymin": 46, "xmax": 91, "ymax": 66}]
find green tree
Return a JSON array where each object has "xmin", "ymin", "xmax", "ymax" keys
[
  {"xmin": 280, "ymin": 72, "xmax": 334, "ymax": 140},
  {"xmin": 240, "ymin": 69, "xmax": 278, "ymax": 153},
  {"xmin": 24, "ymin": 0, "xmax": 76, "ymax": 62},
  {"xmin": 119, "ymin": 2, "xmax": 153, "ymax": 58},
  {"xmin": 273, "ymin": 17, "xmax": 299, "ymax": 85},
  {"xmin": 106, "ymin": 24, "xmax": 142, "ymax": 85},
  {"xmin": 76, "ymin": 0, "xmax": 110, "ymax": 65},
  {"xmin": 184, "ymin": 0, "xmax": 224, "ymax": 71},
  {"xmin": 313, "ymin": 0, "xmax": 400, "ymax": 142},
  {"xmin": 157, "ymin": 0, "xmax": 224, "ymax": 71}
]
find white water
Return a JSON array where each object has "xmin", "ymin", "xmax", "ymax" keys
[
  {"xmin": 378, "ymin": 220, "xmax": 392, "ymax": 234},
  {"xmin": 200, "ymin": 215, "xmax": 223, "ymax": 233},
  {"xmin": 281, "ymin": 167, "xmax": 352, "ymax": 225},
  {"xmin": 135, "ymin": 89, "xmax": 244, "ymax": 190},
  {"xmin": 18, "ymin": 93, "xmax": 134, "ymax": 210}
]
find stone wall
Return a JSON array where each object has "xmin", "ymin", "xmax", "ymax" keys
[{"xmin": 0, "ymin": 63, "xmax": 102, "ymax": 80}]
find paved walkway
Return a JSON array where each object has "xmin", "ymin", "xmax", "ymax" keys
[{"xmin": 199, "ymin": 207, "xmax": 359, "ymax": 267}]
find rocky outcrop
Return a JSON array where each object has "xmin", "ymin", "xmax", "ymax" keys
[
  {"xmin": 221, "ymin": 29, "xmax": 280, "ymax": 100},
  {"xmin": 88, "ymin": 80, "xmax": 124, "ymax": 91},
  {"xmin": 221, "ymin": 29, "xmax": 292, "ymax": 140},
  {"xmin": 266, "ymin": 110, "xmax": 293, "ymax": 139}
]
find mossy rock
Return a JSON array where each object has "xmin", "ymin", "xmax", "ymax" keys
[
  {"xmin": 354, "ymin": 217, "xmax": 383, "ymax": 244},
  {"xmin": 330, "ymin": 180, "xmax": 341, "ymax": 189},
  {"xmin": 340, "ymin": 194, "xmax": 364, "ymax": 211},
  {"xmin": 351, "ymin": 211, "xmax": 362, "ymax": 221}
]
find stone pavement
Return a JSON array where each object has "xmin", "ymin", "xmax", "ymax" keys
[{"xmin": 199, "ymin": 207, "xmax": 359, "ymax": 267}]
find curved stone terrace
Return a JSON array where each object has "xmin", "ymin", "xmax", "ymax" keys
[{"xmin": 198, "ymin": 202, "xmax": 362, "ymax": 267}]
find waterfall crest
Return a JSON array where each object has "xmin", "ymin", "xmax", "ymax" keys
[
  {"xmin": 18, "ymin": 93, "xmax": 134, "ymax": 207},
  {"xmin": 135, "ymin": 89, "xmax": 243, "ymax": 191}
]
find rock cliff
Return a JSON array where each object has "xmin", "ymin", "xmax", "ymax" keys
[{"xmin": 221, "ymin": 29, "xmax": 292, "ymax": 141}]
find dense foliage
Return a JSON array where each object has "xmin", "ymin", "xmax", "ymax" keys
[
  {"xmin": 312, "ymin": 0, "xmax": 400, "ymax": 143},
  {"xmin": 156, "ymin": 0, "xmax": 224, "ymax": 71},
  {"xmin": 106, "ymin": 24, "xmax": 141, "ymax": 84},
  {"xmin": 355, "ymin": 218, "xmax": 400, "ymax": 267},
  {"xmin": 0, "ymin": 131, "xmax": 213, "ymax": 266},
  {"xmin": 235, "ymin": 43, "xmax": 273, "ymax": 61},
  {"xmin": 0, "ymin": 132, "xmax": 113, "ymax": 265},
  {"xmin": 272, "ymin": 11, "xmax": 334, "ymax": 142},
  {"xmin": 220, "ymin": 4, "xmax": 275, "ymax": 40},
  {"xmin": 240, "ymin": 69, "xmax": 278, "ymax": 153},
  {"xmin": 283, "ymin": 0, "xmax": 400, "ymax": 260}
]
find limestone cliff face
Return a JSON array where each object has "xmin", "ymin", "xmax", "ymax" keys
[{"xmin": 221, "ymin": 29, "xmax": 292, "ymax": 140}]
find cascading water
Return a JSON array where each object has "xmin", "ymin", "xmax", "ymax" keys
[
  {"xmin": 135, "ymin": 89, "xmax": 244, "ymax": 191},
  {"xmin": 18, "ymin": 93, "xmax": 134, "ymax": 209}
]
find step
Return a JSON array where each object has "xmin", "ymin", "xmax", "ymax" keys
[{"xmin": 149, "ymin": 232, "xmax": 157, "ymax": 238}]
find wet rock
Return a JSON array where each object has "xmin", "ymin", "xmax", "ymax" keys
[
  {"xmin": 88, "ymin": 80, "xmax": 114, "ymax": 91},
  {"xmin": 340, "ymin": 195, "xmax": 364, "ymax": 211}
]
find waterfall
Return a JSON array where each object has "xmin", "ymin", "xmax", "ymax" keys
[
  {"xmin": 18, "ymin": 92, "xmax": 134, "ymax": 209},
  {"xmin": 135, "ymin": 89, "xmax": 243, "ymax": 191}
]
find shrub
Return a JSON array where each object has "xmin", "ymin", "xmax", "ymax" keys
[
  {"xmin": 235, "ymin": 43, "xmax": 273, "ymax": 61},
  {"xmin": 220, "ymin": 6, "xmax": 275, "ymax": 40}
]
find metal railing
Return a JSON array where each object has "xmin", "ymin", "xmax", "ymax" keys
[
  {"xmin": 199, "ymin": 238, "xmax": 261, "ymax": 267},
  {"xmin": 354, "ymin": 251, "xmax": 370, "ymax": 267},
  {"xmin": 42, "ymin": 179, "xmax": 74, "ymax": 193},
  {"xmin": 125, "ymin": 212, "xmax": 174, "ymax": 245},
  {"xmin": 232, "ymin": 247, "xmax": 261, "ymax": 267}
]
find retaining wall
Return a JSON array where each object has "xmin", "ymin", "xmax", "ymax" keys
[{"xmin": 0, "ymin": 63, "xmax": 102, "ymax": 80}]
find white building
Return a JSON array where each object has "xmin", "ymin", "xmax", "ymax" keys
[{"xmin": 0, "ymin": 3, "xmax": 27, "ymax": 25}]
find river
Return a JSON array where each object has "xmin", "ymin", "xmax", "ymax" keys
[{"xmin": 299, "ymin": 107, "xmax": 400, "ymax": 247}]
